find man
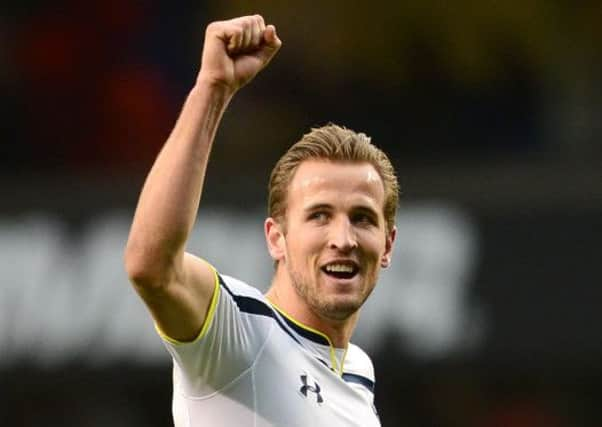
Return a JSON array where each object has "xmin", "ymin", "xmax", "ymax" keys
[{"xmin": 125, "ymin": 15, "xmax": 398, "ymax": 427}]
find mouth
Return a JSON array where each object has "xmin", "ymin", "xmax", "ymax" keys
[{"xmin": 320, "ymin": 260, "xmax": 360, "ymax": 280}]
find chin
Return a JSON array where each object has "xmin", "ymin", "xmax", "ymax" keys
[{"xmin": 317, "ymin": 296, "xmax": 363, "ymax": 321}]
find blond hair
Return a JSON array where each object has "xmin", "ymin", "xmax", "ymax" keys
[{"xmin": 268, "ymin": 124, "xmax": 399, "ymax": 232}]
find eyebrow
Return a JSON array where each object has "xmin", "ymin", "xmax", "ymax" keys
[
  {"xmin": 352, "ymin": 205, "xmax": 379, "ymax": 217},
  {"xmin": 303, "ymin": 203, "xmax": 333, "ymax": 213},
  {"xmin": 304, "ymin": 203, "xmax": 380, "ymax": 217}
]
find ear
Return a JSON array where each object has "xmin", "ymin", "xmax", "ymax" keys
[
  {"xmin": 381, "ymin": 225, "xmax": 397, "ymax": 268},
  {"xmin": 265, "ymin": 217, "xmax": 286, "ymax": 262}
]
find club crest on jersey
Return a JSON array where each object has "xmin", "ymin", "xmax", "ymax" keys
[{"xmin": 299, "ymin": 373, "xmax": 323, "ymax": 404}]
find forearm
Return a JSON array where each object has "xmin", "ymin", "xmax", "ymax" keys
[{"xmin": 125, "ymin": 81, "xmax": 233, "ymax": 283}]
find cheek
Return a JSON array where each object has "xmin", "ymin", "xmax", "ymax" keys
[
  {"xmin": 286, "ymin": 230, "xmax": 323, "ymax": 261},
  {"xmin": 359, "ymin": 231, "xmax": 386, "ymax": 255},
  {"xmin": 297, "ymin": 227, "xmax": 325, "ymax": 249}
]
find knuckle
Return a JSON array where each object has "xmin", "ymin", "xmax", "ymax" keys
[{"xmin": 206, "ymin": 22, "xmax": 218, "ymax": 34}]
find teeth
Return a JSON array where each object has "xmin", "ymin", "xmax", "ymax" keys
[{"xmin": 325, "ymin": 264, "xmax": 354, "ymax": 273}]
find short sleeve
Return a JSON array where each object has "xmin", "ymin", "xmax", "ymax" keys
[
  {"xmin": 343, "ymin": 343, "xmax": 377, "ymax": 403},
  {"xmin": 156, "ymin": 269, "xmax": 274, "ymax": 397}
]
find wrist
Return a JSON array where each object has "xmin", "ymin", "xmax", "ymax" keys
[
  {"xmin": 187, "ymin": 80, "xmax": 235, "ymax": 115},
  {"xmin": 194, "ymin": 74, "xmax": 237, "ymax": 99}
]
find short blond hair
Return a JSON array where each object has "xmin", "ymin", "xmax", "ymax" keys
[{"xmin": 268, "ymin": 124, "xmax": 399, "ymax": 232}]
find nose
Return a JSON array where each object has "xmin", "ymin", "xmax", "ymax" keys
[{"xmin": 327, "ymin": 217, "xmax": 358, "ymax": 252}]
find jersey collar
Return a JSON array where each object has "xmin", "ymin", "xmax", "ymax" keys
[{"xmin": 269, "ymin": 302, "xmax": 348, "ymax": 375}]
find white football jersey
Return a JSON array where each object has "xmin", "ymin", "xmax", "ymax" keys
[{"xmin": 157, "ymin": 270, "xmax": 381, "ymax": 427}]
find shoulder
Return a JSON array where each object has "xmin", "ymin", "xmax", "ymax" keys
[
  {"xmin": 344, "ymin": 342, "xmax": 375, "ymax": 381},
  {"xmin": 219, "ymin": 274, "xmax": 265, "ymax": 299},
  {"xmin": 216, "ymin": 273, "xmax": 275, "ymax": 318}
]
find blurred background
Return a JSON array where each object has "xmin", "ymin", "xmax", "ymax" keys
[{"xmin": 2, "ymin": 0, "xmax": 602, "ymax": 426}]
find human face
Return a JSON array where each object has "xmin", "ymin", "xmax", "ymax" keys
[{"xmin": 270, "ymin": 160, "xmax": 396, "ymax": 321}]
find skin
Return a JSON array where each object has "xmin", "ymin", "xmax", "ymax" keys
[
  {"xmin": 125, "ymin": 14, "xmax": 395, "ymax": 350},
  {"xmin": 125, "ymin": 15, "xmax": 281, "ymax": 342},
  {"xmin": 265, "ymin": 160, "xmax": 396, "ymax": 347}
]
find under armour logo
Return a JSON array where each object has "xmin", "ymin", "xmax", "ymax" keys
[{"xmin": 299, "ymin": 374, "xmax": 323, "ymax": 403}]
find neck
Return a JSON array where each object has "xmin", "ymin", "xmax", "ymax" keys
[{"xmin": 265, "ymin": 269, "xmax": 359, "ymax": 348}]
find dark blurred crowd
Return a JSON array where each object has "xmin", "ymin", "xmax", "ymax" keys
[{"xmin": 5, "ymin": 1, "xmax": 601, "ymax": 177}]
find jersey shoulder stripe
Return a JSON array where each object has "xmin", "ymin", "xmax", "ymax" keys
[
  {"xmin": 341, "ymin": 342, "xmax": 376, "ymax": 394},
  {"xmin": 276, "ymin": 308, "xmax": 330, "ymax": 346},
  {"xmin": 219, "ymin": 275, "xmax": 273, "ymax": 317},
  {"xmin": 219, "ymin": 274, "xmax": 377, "ymax": 394},
  {"xmin": 218, "ymin": 274, "xmax": 302, "ymax": 346},
  {"xmin": 342, "ymin": 373, "xmax": 375, "ymax": 393}
]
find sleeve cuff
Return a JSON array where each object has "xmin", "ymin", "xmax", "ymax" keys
[{"xmin": 154, "ymin": 261, "xmax": 221, "ymax": 345}]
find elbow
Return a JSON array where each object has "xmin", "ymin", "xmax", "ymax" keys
[
  {"xmin": 124, "ymin": 253, "xmax": 151, "ymax": 288},
  {"xmin": 124, "ymin": 241, "xmax": 172, "ymax": 291}
]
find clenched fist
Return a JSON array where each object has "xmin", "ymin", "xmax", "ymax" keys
[{"xmin": 197, "ymin": 15, "xmax": 282, "ymax": 93}]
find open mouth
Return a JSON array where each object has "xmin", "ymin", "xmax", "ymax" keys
[{"xmin": 320, "ymin": 261, "xmax": 360, "ymax": 280}]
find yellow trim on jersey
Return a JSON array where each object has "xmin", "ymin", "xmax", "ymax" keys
[
  {"xmin": 269, "ymin": 302, "xmax": 347, "ymax": 375},
  {"xmin": 339, "ymin": 346, "xmax": 349, "ymax": 376},
  {"xmin": 155, "ymin": 261, "xmax": 221, "ymax": 345}
]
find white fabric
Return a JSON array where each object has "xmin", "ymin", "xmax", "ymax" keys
[{"xmin": 160, "ymin": 274, "xmax": 380, "ymax": 427}]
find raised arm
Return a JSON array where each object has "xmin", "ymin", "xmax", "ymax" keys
[{"xmin": 124, "ymin": 15, "xmax": 281, "ymax": 342}]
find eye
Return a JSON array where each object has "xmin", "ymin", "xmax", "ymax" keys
[
  {"xmin": 352, "ymin": 212, "xmax": 376, "ymax": 226},
  {"xmin": 308, "ymin": 211, "xmax": 329, "ymax": 222}
]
